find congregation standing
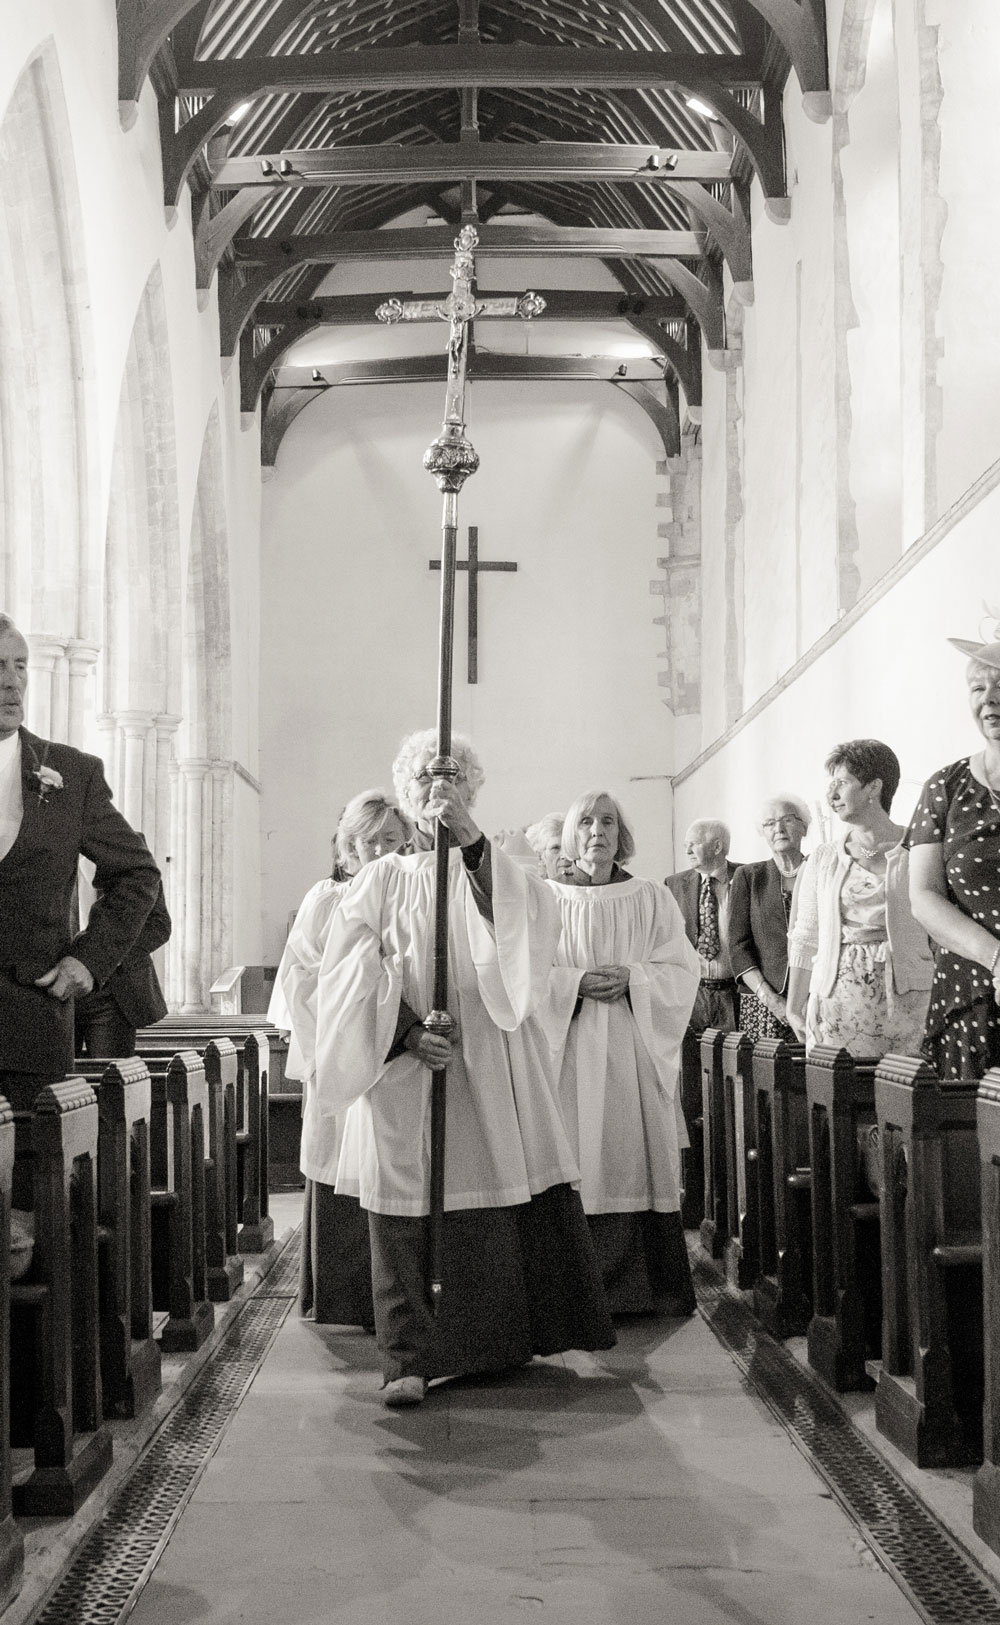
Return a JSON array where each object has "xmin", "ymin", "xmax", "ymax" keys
[{"xmin": 265, "ymin": 630, "xmax": 1000, "ymax": 1408}]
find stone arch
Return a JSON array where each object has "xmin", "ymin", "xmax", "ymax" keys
[
  {"xmin": 0, "ymin": 39, "xmax": 100, "ymax": 741},
  {"xmin": 831, "ymin": 0, "xmax": 903, "ymax": 608},
  {"xmin": 170, "ymin": 405, "xmax": 234, "ymax": 1010},
  {"xmin": 100, "ymin": 262, "xmax": 182, "ymax": 860}
]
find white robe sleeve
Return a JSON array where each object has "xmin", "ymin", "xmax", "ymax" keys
[
  {"xmin": 463, "ymin": 841, "xmax": 562, "ymax": 1030},
  {"xmin": 313, "ymin": 864, "xmax": 404, "ymax": 1117},
  {"xmin": 625, "ymin": 887, "xmax": 700, "ymax": 1090},
  {"xmin": 272, "ymin": 880, "xmax": 345, "ymax": 1082}
]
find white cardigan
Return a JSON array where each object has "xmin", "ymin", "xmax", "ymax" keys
[{"xmin": 787, "ymin": 834, "xmax": 934, "ymax": 998}]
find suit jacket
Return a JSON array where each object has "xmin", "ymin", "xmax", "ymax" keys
[
  {"xmin": 0, "ymin": 728, "xmax": 162, "ymax": 1071},
  {"xmin": 664, "ymin": 861, "xmax": 742, "ymax": 951},
  {"xmin": 727, "ymin": 858, "xmax": 794, "ymax": 993},
  {"xmin": 103, "ymin": 880, "xmax": 170, "ymax": 1027}
]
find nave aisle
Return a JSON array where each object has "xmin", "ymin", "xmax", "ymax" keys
[{"xmin": 116, "ymin": 1218, "xmax": 922, "ymax": 1625}]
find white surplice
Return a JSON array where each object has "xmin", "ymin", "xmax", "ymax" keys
[
  {"xmin": 313, "ymin": 842, "xmax": 579, "ymax": 1217},
  {"xmin": 267, "ymin": 875, "xmax": 350, "ymax": 1183},
  {"xmin": 543, "ymin": 878, "xmax": 700, "ymax": 1214}
]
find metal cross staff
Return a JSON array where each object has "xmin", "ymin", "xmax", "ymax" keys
[{"xmin": 376, "ymin": 226, "xmax": 544, "ymax": 1315}]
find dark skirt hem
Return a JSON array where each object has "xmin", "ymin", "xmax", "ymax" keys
[
  {"xmin": 368, "ymin": 1182, "xmax": 615, "ymax": 1383},
  {"xmin": 587, "ymin": 1210, "xmax": 696, "ymax": 1316},
  {"xmin": 298, "ymin": 1181, "xmax": 375, "ymax": 1328}
]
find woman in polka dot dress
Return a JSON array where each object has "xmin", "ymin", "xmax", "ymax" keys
[{"xmin": 907, "ymin": 638, "xmax": 1000, "ymax": 1080}]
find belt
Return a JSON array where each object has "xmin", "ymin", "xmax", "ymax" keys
[{"xmin": 700, "ymin": 977, "xmax": 736, "ymax": 990}]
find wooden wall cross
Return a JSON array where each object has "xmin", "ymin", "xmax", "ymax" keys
[{"xmin": 429, "ymin": 526, "xmax": 517, "ymax": 684}]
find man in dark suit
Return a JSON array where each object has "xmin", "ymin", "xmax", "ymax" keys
[
  {"xmin": 0, "ymin": 614, "xmax": 162, "ymax": 1106},
  {"xmin": 665, "ymin": 819, "xmax": 742, "ymax": 1034},
  {"xmin": 75, "ymin": 880, "xmax": 171, "ymax": 1057}
]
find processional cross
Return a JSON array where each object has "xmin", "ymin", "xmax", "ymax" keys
[{"xmin": 375, "ymin": 227, "xmax": 545, "ymax": 1314}]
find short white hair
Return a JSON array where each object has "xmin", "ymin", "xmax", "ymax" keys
[
  {"xmin": 755, "ymin": 793, "xmax": 811, "ymax": 832},
  {"xmin": 562, "ymin": 791, "xmax": 636, "ymax": 865},
  {"xmin": 524, "ymin": 813, "xmax": 564, "ymax": 857},
  {"xmin": 391, "ymin": 729, "xmax": 485, "ymax": 820},
  {"xmin": 686, "ymin": 819, "xmax": 730, "ymax": 854}
]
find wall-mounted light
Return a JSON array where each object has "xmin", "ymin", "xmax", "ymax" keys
[{"xmin": 685, "ymin": 96, "xmax": 719, "ymax": 121}]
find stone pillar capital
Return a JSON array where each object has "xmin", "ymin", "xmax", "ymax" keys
[
  {"xmin": 26, "ymin": 632, "xmax": 68, "ymax": 670},
  {"xmin": 65, "ymin": 639, "xmax": 101, "ymax": 674}
]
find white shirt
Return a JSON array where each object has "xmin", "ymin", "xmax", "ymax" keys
[{"xmin": 0, "ymin": 732, "xmax": 23, "ymax": 863}]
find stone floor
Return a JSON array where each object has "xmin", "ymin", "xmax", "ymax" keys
[{"xmin": 123, "ymin": 1205, "xmax": 920, "ymax": 1625}]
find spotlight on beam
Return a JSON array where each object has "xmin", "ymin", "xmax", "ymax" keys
[
  {"xmin": 279, "ymin": 158, "xmax": 293, "ymax": 177},
  {"xmin": 229, "ymin": 102, "xmax": 252, "ymax": 125},
  {"xmin": 311, "ymin": 368, "xmax": 324, "ymax": 383},
  {"xmin": 685, "ymin": 96, "xmax": 719, "ymax": 122}
]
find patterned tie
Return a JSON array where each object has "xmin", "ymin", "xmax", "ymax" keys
[{"xmin": 696, "ymin": 873, "xmax": 721, "ymax": 960}]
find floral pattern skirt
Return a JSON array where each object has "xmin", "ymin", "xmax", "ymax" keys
[{"xmin": 806, "ymin": 941, "xmax": 928, "ymax": 1059}]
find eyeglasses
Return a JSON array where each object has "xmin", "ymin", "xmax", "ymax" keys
[
  {"xmin": 762, "ymin": 815, "xmax": 803, "ymax": 831},
  {"xmin": 410, "ymin": 768, "xmax": 466, "ymax": 786}
]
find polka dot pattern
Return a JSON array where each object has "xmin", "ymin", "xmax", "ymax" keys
[{"xmin": 902, "ymin": 758, "xmax": 1000, "ymax": 1079}]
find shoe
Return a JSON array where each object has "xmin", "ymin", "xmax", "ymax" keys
[{"xmin": 382, "ymin": 1375, "xmax": 427, "ymax": 1408}]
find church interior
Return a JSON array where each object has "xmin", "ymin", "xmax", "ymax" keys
[{"xmin": 2, "ymin": 0, "xmax": 1000, "ymax": 1621}]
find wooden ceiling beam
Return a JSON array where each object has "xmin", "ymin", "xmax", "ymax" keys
[
  {"xmin": 231, "ymin": 223, "xmax": 709, "ymax": 270},
  {"xmin": 210, "ymin": 141, "xmax": 735, "ymax": 190},
  {"xmin": 259, "ymin": 350, "xmax": 674, "ymax": 463},
  {"xmin": 176, "ymin": 46, "xmax": 759, "ymax": 98},
  {"xmin": 614, "ymin": 378, "xmax": 680, "ymax": 458},
  {"xmin": 252, "ymin": 289, "xmax": 687, "ymax": 327}
]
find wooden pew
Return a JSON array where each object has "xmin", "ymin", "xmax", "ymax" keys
[
  {"xmin": 722, "ymin": 1030, "xmax": 759, "ymax": 1290},
  {"xmin": 135, "ymin": 1038, "xmax": 244, "ymax": 1300},
  {"xmin": 806, "ymin": 1046, "xmax": 882, "ymax": 1392},
  {"xmin": 699, "ymin": 1029, "xmax": 728, "ymax": 1258},
  {"xmin": 11, "ymin": 1080, "xmax": 113, "ymax": 1516},
  {"xmin": 139, "ymin": 1021, "xmax": 273, "ymax": 1254},
  {"xmin": 876, "ymin": 1056, "xmax": 981, "ymax": 1467},
  {"xmin": 679, "ymin": 1029, "xmax": 705, "ymax": 1231},
  {"xmin": 0, "ymin": 1097, "xmax": 23, "ymax": 1611},
  {"xmin": 83, "ymin": 1051, "xmax": 214, "ymax": 1353},
  {"xmin": 91, "ymin": 1059, "xmax": 161, "ymax": 1418},
  {"xmin": 975, "ymin": 1069, "xmax": 1000, "ymax": 1551},
  {"xmin": 752, "ymin": 1038, "xmax": 812, "ymax": 1337}
]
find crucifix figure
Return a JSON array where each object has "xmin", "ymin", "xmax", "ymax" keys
[
  {"xmin": 375, "ymin": 226, "xmax": 544, "ymax": 1316},
  {"xmin": 429, "ymin": 526, "xmax": 517, "ymax": 684}
]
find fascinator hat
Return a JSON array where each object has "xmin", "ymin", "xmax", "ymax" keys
[
  {"xmin": 950, "ymin": 610, "xmax": 1000, "ymax": 670},
  {"xmin": 949, "ymin": 639, "xmax": 1000, "ymax": 671}
]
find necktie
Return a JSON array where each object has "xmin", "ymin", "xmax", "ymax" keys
[{"xmin": 696, "ymin": 874, "xmax": 720, "ymax": 960}]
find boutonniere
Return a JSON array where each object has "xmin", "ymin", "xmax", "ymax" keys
[{"xmin": 27, "ymin": 744, "xmax": 64, "ymax": 806}]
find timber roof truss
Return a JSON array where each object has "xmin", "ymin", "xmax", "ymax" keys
[{"xmin": 120, "ymin": 0, "xmax": 829, "ymax": 459}]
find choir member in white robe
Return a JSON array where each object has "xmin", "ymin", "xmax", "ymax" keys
[
  {"xmin": 545, "ymin": 792, "xmax": 701, "ymax": 1314},
  {"xmin": 314, "ymin": 731, "xmax": 614, "ymax": 1407},
  {"xmin": 268, "ymin": 792, "xmax": 410, "ymax": 1322}
]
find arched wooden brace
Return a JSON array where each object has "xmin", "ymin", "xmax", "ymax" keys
[
  {"xmin": 195, "ymin": 190, "xmax": 271, "ymax": 290},
  {"xmin": 677, "ymin": 80, "xmax": 785, "ymax": 204},
  {"xmin": 666, "ymin": 180, "xmax": 753, "ymax": 288},
  {"xmin": 644, "ymin": 258, "xmax": 725, "ymax": 352},
  {"xmin": 117, "ymin": 0, "xmax": 205, "ymax": 113},
  {"xmin": 624, "ymin": 315, "xmax": 702, "ymax": 408},
  {"xmin": 740, "ymin": 0, "xmax": 829, "ymax": 99},
  {"xmin": 613, "ymin": 377, "xmax": 680, "ymax": 458},
  {"xmin": 241, "ymin": 321, "xmax": 319, "ymax": 415},
  {"xmin": 260, "ymin": 386, "xmax": 316, "ymax": 466}
]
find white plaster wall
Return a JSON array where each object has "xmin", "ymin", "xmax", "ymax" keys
[
  {"xmin": 259, "ymin": 379, "xmax": 675, "ymax": 958},
  {"xmin": 672, "ymin": 466, "xmax": 1000, "ymax": 867},
  {"xmin": 0, "ymin": 0, "xmax": 264, "ymax": 965}
]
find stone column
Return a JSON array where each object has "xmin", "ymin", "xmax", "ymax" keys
[
  {"xmin": 118, "ymin": 710, "xmax": 154, "ymax": 833},
  {"xmin": 25, "ymin": 634, "xmax": 67, "ymax": 741},
  {"xmin": 153, "ymin": 715, "xmax": 181, "ymax": 866},
  {"xmin": 65, "ymin": 640, "xmax": 100, "ymax": 749},
  {"xmin": 179, "ymin": 759, "xmax": 211, "ymax": 1013}
]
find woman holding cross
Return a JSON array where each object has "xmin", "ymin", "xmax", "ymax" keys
[{"xmin": 314, "ymin": 730, "xmax": 613, "ymax": 1408}]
